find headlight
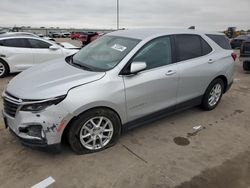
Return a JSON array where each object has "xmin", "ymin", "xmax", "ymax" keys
[{"xmin": 20, "ymin": 95, "xmax": 66, "ymax": 112}]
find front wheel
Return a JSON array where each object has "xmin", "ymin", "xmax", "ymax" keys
[
  {"xmin": 201, "ymin": 78, "xmax": 224, "ymax": 111},
  {"xmin": 67, "ymin": 108, "xmax": 121, "ymax": 154}
]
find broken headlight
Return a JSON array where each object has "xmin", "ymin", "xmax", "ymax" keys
[{"xmin": 20, "ymin": 95, "xmax": 66, "ymax": 112}]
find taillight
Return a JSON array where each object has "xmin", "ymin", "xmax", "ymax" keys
[{"xmin": 231, "ymin": 53, "xmax": 237, "ymax": 61}]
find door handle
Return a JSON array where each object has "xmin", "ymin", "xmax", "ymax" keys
[
  {"xmin": 0, "ymin": 54, "xmax": 6, "ymax": 58},
  {"xmin": 165, "ymin": 70, "xmax": 177, "ymax": 76},
  {"xmin": 208, "ymin": 59, "xmax": 215, "ymax": 64}
]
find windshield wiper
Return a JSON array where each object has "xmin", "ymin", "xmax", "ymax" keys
[{"xmin": 71, "ymin": 58, "xmax": 93, "ymax": 71}]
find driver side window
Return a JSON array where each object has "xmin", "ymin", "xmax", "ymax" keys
[{"xmin": 132, "ymin": 36, "xmax": 172, "ymax": 70}]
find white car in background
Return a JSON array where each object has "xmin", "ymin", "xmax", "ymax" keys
[{"xmin": 0, "ymin": 33, "xmax": 80, "ymax": 77}]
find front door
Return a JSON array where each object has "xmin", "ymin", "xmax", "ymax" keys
[{"xmin": 122, "ymin": 36, "xmax": 179, "ymax": 122}]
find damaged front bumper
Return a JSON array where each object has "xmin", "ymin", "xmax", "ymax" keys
[{"xmin": 2, "ymin": 92, "xmax": 72, "ymax": 152}]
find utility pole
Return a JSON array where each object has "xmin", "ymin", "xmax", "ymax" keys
[{"xmin": 117, "ymin": 0, "xmax": 119, "ymax": 30}]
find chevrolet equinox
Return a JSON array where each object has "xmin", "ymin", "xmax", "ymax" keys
[{"xmin": 2, "ymin": 29, "xmax": 235, "ymax": 154}]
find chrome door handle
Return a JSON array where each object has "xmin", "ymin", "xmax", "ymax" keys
[{"xmin": 165, "ymin": 70, "xmax": 176, "ymax": 76}]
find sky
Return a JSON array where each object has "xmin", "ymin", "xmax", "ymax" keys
[{"xmin": 0, "ymin": 0, "xmax": 249, "ymax": 31}]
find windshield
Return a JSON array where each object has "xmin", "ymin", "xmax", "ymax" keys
[{"xmin": 72, "ymin": 36, "xmax": 140, "ymax": 71}]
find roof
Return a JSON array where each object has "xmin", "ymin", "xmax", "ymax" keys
[
  {"xmin": 0, "ymin": 32, "xmax": 38, "ymax": 39},
  {"xmin": 108, "ymin": 28, "xmax": 224, "ymax": 40}
]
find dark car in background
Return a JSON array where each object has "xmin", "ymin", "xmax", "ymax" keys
[
  {"xmin": 80, "ymin": 31, "xmax": 99, "ymax": 46},
  {"xmin": 240, "ymin": 39, "xmax": 250, "ymax": 71},
  {"xmin": 79, "ymin": 32, "xmax": 105, "ymax": 46},
  {"xmin": 230, "ymin": 35, "xmax": 250, "ymax": 49}
]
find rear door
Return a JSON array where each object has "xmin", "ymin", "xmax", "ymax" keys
[
  {"xmin": 27, "ymin": 38, "xmax": 63, "ymax": 65},
  {"xmin": 0, "ymin": 38, "xmax": 34, "ymax": 71},
  {"xmin": 174, "ymin": 34, "xmax": 214, "ymax": 104},
  {"xmin": 122, "ymin": 36, "xmax": 179, "ymax": 122}
]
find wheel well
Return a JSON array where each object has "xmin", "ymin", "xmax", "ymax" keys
[
  {"xmin": 214, "ymin": 75, "xmax": 228, "ymax": 93},
  {"xmin": 0, "ymin": 58, "xmax": 10, "ymax": 73},
  {"xmin": 61, "ymin": 106, "xmax": 122, "ymax": 144}
]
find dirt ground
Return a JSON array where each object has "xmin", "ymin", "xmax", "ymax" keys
[{"xmin": 0, "ymin": 42, "xmax": 250, "ymax": 188}]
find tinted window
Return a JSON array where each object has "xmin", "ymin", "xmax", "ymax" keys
[
  {"xmin": 28, "ymin": 39, "xmax": 51, "ymax": 48},
  {"xmin": 1, "ymin": 38, "xmax": 29, "ymax": 48},
  {"xmin": 206, "ymin": 34, "xmax": 231, "ymax": 50},
  {"xmin": 201, "ymin": 38, "xmax": 213, "ymax": 55},
  {"xmin": 175, "ymin": 35, "xmax": 202, "ymax": 61},
  {"xmin": 132, "ymin": 36, "xmax": 172, "ymax": 70}
]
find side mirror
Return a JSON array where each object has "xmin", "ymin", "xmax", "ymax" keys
[
  {"xmin": 49, "ymin": 45, "xmax": 59, "ymax": 50},
  {"xmin": 130, "ymin": 61, "xmax": 147, "ymax": 74}
]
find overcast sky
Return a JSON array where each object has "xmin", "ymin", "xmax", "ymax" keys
[{"xmin": 0, "ymin": 0, "xmax": 249, "ymax": 31}]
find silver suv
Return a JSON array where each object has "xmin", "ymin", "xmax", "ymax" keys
[{"xmin": 2, "ymin": 29, "xmax": 235, "ymax": 154}]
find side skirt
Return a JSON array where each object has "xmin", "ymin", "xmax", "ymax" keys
[{"xmin": 123, "ymin": 96, "xmax": 203, "ymax": 132}]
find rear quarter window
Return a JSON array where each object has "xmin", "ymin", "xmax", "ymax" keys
[{"xmin": 206, "ymin": 34, "xmax": 231, "ymax": 50}]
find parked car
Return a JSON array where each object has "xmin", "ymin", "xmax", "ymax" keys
[
  {"xmin": 60, "ymin": 32, "xmax": 70, "ymax": 38},
  {"xmin": 48, "ymin": 32, "xmax": 61, "ymax": 38},
  {"xmin": 79, "ymin": 31, "xmax": 100, "ymax": 46},
  {"xmin": 0, "ymin": 34, "xmax": 79, "ymax": 77},
  {"xmin": 70, "ymin": 32, "xmax": 81, "ymax": 40},
  {"xmin": 240, "ymin": 39, "xmax": 250, "ymax": 71},
  {"xmin": 2, "ymin": 29, "xmax": 235, "ymax": 154},
  {"xmin": 230, "ymin": 35, "xmax": 250, "ymax": 49}
]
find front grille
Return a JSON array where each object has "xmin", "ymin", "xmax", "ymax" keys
[{"xmin": 3, "ymin": 99, "xmax": 19, "ymax": 118}]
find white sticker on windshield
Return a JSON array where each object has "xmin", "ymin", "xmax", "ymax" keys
[{"xmin": 111, "ymin": 44, "xmax": 127, "ymax": 52}]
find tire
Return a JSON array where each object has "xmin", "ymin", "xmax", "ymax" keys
[
  {"xmin": 0, "ymin": 59, "xmax": 9, "ymax": 78},
  {"xmin": 243, "ymin": 61, "xmax": 250, "ymax": 71},
  {"xmin": 67, "ymin": 108, "xmax": 121, "ymax": 154},
  {"xmin": 201, "ymin": 78, "xmax": 225, "ymax": 111}
]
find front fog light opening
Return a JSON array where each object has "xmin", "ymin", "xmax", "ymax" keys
[{"xmin": 19, "ymin": 125, "xmax": 45, "ymax": 140}]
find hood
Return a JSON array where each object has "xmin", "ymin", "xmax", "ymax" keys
[{"xmin": 6, "ymin": 59, "xmax": 105, "ymax": 100}]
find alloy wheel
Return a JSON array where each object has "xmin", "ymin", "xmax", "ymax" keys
[
  {"xmin": 0, "ymin": 62, "xmax": 5, "ymax": 77},
  {"xmin": 208, "ymin": 83, "xmax": 222, "ymax": 107},
  {"xmin": 79, "ymin": 116, "xmax": 114, "ymax": 150}
]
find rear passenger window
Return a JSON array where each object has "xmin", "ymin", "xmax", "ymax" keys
[
  {"xmin": 1, "ymin": 38, "xmax": 29, "ymax": 48},
  {"xmin": 206, "ymin": 34, "xmax": 231, "ymax": 50},
  {"xmin": 175, "ymin": 35, "xmax": 202, "ymax": 61},
  {"xmin": 175, "ymin": 35, "xmax": 212, "ymax": 61},
  {"xmin": 28, "ymin": 39, "xmax": 51, "ymax": 49}
]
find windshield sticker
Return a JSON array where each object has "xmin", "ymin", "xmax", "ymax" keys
[{"xmin": 111, "ymin": 44, "xmax": 127, "ymax": 52}]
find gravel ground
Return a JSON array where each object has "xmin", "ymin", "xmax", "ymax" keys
[{"xmin": 0, "ymin": 45, "xmax": 249, "ymax": 188}]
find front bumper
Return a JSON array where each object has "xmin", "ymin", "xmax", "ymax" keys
[
  {"xmin": 2, "ymin": 93, "xmax": 73, "ymax": 151},
  {"xmin": 9, "ymin": 128, "xmax": 61, "ymax": 153}
]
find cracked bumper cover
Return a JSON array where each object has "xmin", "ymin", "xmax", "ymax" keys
[{"xmin": 3, "ymin": 101, "xmax": 73, "ymax": 151}]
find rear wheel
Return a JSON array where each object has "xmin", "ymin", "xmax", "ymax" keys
[
  {"xmin": 201, "ymin": 78, "xmax": 224, "ymax": 111},
  {"xmin": 67, "ymin": 108, "xmax": 121, "ymax": 154},
  {"xmin": 0, "ymin": 60, "xmax": 9, "ymax": 78},
  {"xmin": 243, "ymin": 61, "xmax": 250, "ymax": 71}
]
